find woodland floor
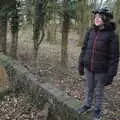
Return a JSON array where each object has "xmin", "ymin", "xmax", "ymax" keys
[{"xmin": 0, "ymin": 92, "xmax": 47, "ymax": 120}]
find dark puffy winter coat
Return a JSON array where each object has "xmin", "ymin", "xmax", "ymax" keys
[{"xmin": 79, "ymin": 22, "xmax": 119, "ymax": 76}]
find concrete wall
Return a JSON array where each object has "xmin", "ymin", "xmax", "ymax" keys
[{"xmin": 0, "ymin": 54, "xmax": 90, "ymax": 120}]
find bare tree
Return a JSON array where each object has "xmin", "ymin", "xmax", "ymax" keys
[
  {"xmin": 33, "ymin": 0, "xmax": 48, "ymax": 65},
  {"xmin": 10, "ymin": 0, "xmax": 19, "ymax": 59},
  {"xmin": 0, "ymin": 1, "xmax": 8, "ymax": 54},
  {"xmin": 61, "ymin": 0, "xmax": 70, "ymax": 68}
]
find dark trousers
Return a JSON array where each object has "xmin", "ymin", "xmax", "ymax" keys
[{"xmin": 83, "ymin": 68, "xmax": 107, "ymax": 110}]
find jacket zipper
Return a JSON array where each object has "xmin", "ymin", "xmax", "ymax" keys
[{"xmin": 90, "ymin": 32, "xmax": 98, "ymax": 71}]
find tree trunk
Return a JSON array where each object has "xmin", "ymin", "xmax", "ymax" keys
[
  {"xmin": 33, "ymin": 46, "xmax": 39, "ymax": 65},
  {"xmin": 77, "ymin": 0, "xmax": 85, "ymax": 46},
  {"xmin": 10, "ymin": 0, "xmax": 19, "ymax": 59},
  {"xmin": 114, "ymin": 0, "xmax": 120, "ymax": 47},
  {"xmin": 61, "ymin": 0, "xmax": 70, "ymax": 68},
  {"xmin": 0, "ymin": 16, "xmax": 7, "ymax": 54},
  {"xmin": 33, "ymin": 0, "xmax": 46, "ymax": 65},
  {"xmin": 53, "ymin": 24, "xmax": 57, "ymax": 44},
  {"xmin": 78, "ymin": 24, "xmax": 85, "ymax": 46},
  {"xmin": 46, "ymin": 23, "xmax": 57, "ymax": 44},
  {"xmin": 33, "ymin": 18, "xmax": 40, "ymax": 64},
  {"xmin": 46, "ymin": 25, "xmax": 51, "ymax": 42},
  {"xmin": 77, "ymin": 0, "xmax": 91, "ymax": 46},
  {"xmin": 10, "ymin": 30, "xmax": 18, "ymax": 59}
]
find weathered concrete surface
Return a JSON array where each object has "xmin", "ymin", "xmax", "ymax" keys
[{"xmin": 0, "ymin": 54, "xmax": 90, "ymax": 120}]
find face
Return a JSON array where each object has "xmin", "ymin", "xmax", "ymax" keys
[{"xmin": 94, "ymin": 13, "xmax": 104, "ymax": 26}]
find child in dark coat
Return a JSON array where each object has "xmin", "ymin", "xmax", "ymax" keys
[{"xmin": 78, "ymin": 8, "xmax": 119, "ymax": 120}]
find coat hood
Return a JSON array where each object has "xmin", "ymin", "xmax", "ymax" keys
[
  {"xmin": 104, "ymin": 22, "xmax": 116, "ymax": 31},
  {"xmin": 93, "ymin": 22, "xmax": 116, "ymax": 32}
]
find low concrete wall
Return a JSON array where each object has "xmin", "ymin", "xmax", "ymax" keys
[{"xmin": 0, "ymin": 54, "xmax": 90, "ymax": 120}]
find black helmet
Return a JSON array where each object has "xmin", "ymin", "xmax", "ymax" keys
[{"xmin": 92, "ymin": 7, "xmax": 113, "ymax": 19}]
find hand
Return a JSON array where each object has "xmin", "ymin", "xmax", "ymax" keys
[{"xmin": 104, "ymin": 75, "xmax": 114, "ymax": 86}]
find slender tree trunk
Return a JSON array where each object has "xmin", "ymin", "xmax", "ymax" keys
[
  {"xmin": 33, "ymin": 0, "xmax": 46, "ymax": 65},
  {"xmin": 77, "ymin": 0, "xmax": 86, "ymax": 46},
  {"xmin": 33, "ymin": 0, "xmax": 40, "ymax": 64},
  {"xmin": 10, "ymin": 30, "xmax": 18, "ymax": 59},
  {"xmin": 114, "ymin": 0, "xmax": 120, "ymax": 45},
  {"xmin": 78, "ymin": 23, "xmax": 85, "ymax": 46},
  {"xmin": 52, "ymin": 12, "xmax": 57, "ymax": 44},
  {"xmin": 61, "ymin": 0, "xmax": 70, "ymax": 68},
  {"xmin": 10, "ymin": 0, "xmax": 19, "ymax": 59},
  {"xmin": 46, "ymin": 23, "xmax": 57, "ymax": 44},
  {"xmin": 33, "ymin": 46, "xmax": 39, "ymax": 62},
  {"xmin": 0, "ymin": 16, "xmax": 7, "ymax": 54},
  {"xmin": 53, "ymin": 24, "xmax": 57, "ymax": 43},
  {"xmin": 77, "ymin": 0, "xmax": 92, "ymax": 46},
  {"xmin": 46, "ymin": 24, "xmax": 51, "ymax": 42}
]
